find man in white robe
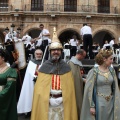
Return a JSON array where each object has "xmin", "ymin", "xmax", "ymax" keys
[{"xmin": 17, "ymin": 49, "xmax": 43, "ymax": 116}]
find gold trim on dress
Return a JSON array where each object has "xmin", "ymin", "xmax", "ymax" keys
[
  {"xmin": 98, "ymin": 71, "xmax": 110, "ymax": 82},
  {"xmin": 0, "ymin": 67, "xmax": 10, "ymax": 74},
  {"xmin": 0, "ymin": 85, "xmax": 5, "ymax": 92},
  {"xmin": 97, "ymin": 92, "xmax": 112, "ymax": 101},
  {"xmin": 7, "ymin": 78, "xmax": 16, "ymax": 81}
]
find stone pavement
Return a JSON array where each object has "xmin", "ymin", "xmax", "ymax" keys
[{"xmin": 18, "ymin": 114, "xmax": 30, "ymax": 120}]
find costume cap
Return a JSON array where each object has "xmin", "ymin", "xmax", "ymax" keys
[{"xmin": 49, "ymin": 27, "xmax": 63, "ymax": 50}]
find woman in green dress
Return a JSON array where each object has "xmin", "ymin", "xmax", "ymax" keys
[
  {"xmin": 80, "ymin": 49, "xmax": 120, "ymax": 120},
  {"xmin": 0, "ymin": 49, "xmax": 18, "ymax": 120}
]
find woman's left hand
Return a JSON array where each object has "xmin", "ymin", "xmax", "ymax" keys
[{"xmin": 90, "ymin": 107, "xmax": 96, "ymax": 116}]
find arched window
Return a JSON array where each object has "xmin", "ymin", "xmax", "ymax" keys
[
  {"xmin": 31, "ymin": 0, "xmax": 43, "ymax": 11},
  {"xmin": 98, "ymin": 0, "xmax": 110, "ymax": 13},
  {"xmin": 64, "ymin": 0, "xmax": 77, "ymax": 12},
  {"xmin": 0, "ymin": 0, "xmax": 8, "ymax": 11}
]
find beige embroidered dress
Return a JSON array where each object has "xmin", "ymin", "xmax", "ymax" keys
[
  {"xmin": 95, "ymin": 70, "xmax": 113, "ymax": 120},
  {"xmin": 81, "ymin": 67, "xmax": 120, "ymax": 120}
]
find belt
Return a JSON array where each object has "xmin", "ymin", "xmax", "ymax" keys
[
  {"xmin": 50, "ymin": 93, "xmax": 62, "ymax": 98},
  {"xmin": 97, "ymin": 92, "xmax": 112, "ymax": 102}
]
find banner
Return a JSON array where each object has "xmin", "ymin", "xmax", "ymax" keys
[{"xmin": 15, "ymin": 41, "xmax": 26, "ymax": 69}]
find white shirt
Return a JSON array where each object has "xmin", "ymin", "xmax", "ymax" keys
[
  {"xmin": 92, "ymin": 45, "xmax": 100, "ymax": 53},
  {"xmin": 69, "ymin": 39, "xmax": 78, "ymax": 46},
  {"xmin": 39, "ymin": 29, "xmax": 50, "ymax": 40},
  {"xmin": 80, "ymin": 25, "xmax": 92, "ymax": 36},
  {"xmin": 13, "ymin": 37, "xmax": 22, "ymax": 42},
  {"xmin": 36, "ymin": 38, "xmax": 51, "ymax": 46},
  {"xmin": 30, "ymin": 43, "xmax": 35, "ymax": 50},
  {"xmin": 48, "ymin": 39, "xmax": 51, "ymax": 44},
  {"xmin": 49, "ymin": 89, "xmax": 63, "ymax": 107},
  {"xmin": 22, "ymin": 34, "xmax": 32, "ymax": 44},
  {"xmin": 103, "ymin": 43, "xmax": 111, "ymax": 49},
  {"xmin": 64, "ymin": 43, "xmax": 69, "ymax": 47},
  {"xmin": 5, "ymin": 34, "xmax": 12, "ymax": 43},
  {"xmin": 109, "ymin": 40, "xmax": 114, "ymax": 47}
]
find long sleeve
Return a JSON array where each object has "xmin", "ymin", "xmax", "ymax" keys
[
  {"xmin": 0, "ymin": 68, "xmax": 18, "ymax": 120},
  {"xmin": 80, "ymin": 68, "xmax": 96, "ymax": 120},
  {"xmin": 86, "ymin": 69, "xmax": 96, "ymax": 107}
]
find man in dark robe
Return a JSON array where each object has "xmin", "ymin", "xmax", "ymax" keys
[{"xmin": 68, "ymin": 49, "xmax": 86, "ymax": 119}]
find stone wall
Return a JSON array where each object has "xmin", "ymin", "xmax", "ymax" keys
[{"xmin": 0, "ymin": 0, "xmax": 120, "ymax": 43}]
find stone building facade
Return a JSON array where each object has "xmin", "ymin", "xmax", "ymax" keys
[{"xmin": 0, "ymin": 0, "xmax": 120, "ymax": 47}]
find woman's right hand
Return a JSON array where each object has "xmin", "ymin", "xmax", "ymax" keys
[{"xmin": 90, "ymin": 107, "xmax": 96, "ymax": 116}]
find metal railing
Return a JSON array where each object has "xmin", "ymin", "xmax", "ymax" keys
[
  {"xmin": 0, "ymin": 3, "xmax": 119, "ymax": 14},
  {"xmin": 77, "ymin": 5, "xmax": 118, "ymax": 14},
  {"xmin": 46, "ymin": 4, "xmax": 60, "ymax": 12},
  {"xmin": 64, "ymin": 4, "xmax": 77, "ymax": 12},
  {"xmin": 0, "ymin": 3, "xmax": 13, "ymax": 11},
  {"xmin": 24, "ymin": 4, "xmax": 119, "ymax": 14}
]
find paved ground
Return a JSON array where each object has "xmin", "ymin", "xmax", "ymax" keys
[{"xmin": 18, "ymin": 114, "xmax": 30, "ymax": 120}]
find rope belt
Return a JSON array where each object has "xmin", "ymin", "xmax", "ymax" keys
[{"xmin": 97, "ymin": 92, "xmax": 112, "ymax": 102}]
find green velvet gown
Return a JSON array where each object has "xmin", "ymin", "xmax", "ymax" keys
[{"xmin": 0, "ymin": 67, "xmax": 18, "ymax": 120}]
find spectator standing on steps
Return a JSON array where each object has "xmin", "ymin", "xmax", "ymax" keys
[
  {"xmin": 80, "ymin": 23, "xmax": 93, "ymax": 59},
  {"xmin": 33, "ymin": 24, "xmax": 51, "ymax": 52},
  {"xmin": 69, "ymin": 35, "xmax": 78, "ymax": 58}
]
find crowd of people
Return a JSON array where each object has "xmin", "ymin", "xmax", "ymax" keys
[
  {"xmin": 0, "ymin": 24, "xmax": 120, "ymax": 120},
  {"xmin": 3, "ymin": 23, "xmax": 117, "ymax": 63}
]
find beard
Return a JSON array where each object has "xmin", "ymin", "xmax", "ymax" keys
[
  {"xmin": 51, "ymin": 55, "xmax": 61, "ymax": 61},
  {"xmin": 36, "ymin": 57, "xmax": 42, "ymax": 60}
]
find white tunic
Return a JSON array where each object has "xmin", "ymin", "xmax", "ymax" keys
[{"xmin": 17, "ymin": 61, "xmax": 38, "ymax": 113}]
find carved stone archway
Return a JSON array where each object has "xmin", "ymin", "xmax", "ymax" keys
[
  {"xmin": 24, "ymin": 28, "xmax": 40, "ymax": 39},
  {"xmin": 93, "ymin": 27, "xmax": 117, "ymax": 47},
  {"xmin": 93, "ymin": 30, "xmax": 113, "ymax": 47},
  {"xmin": 58, "ymin": 28, "xmax": 81, "ymax": 44}
]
